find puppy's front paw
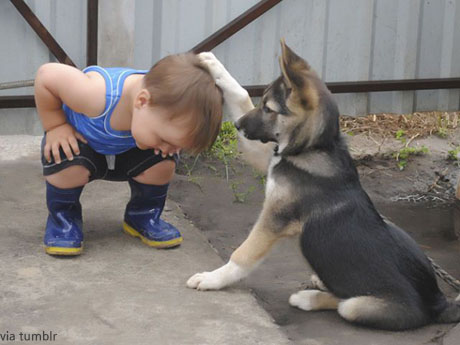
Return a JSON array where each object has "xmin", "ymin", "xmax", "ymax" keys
[
  {"xmin": 198, "ymin": 52, "xmax": 226, "ymax": 79},
  {"xmin": 186, "ymin": 271, "xmax": 225, "ymax": 291},
  {"xmin": 187, "ymin": 261, "xmax": 249, "ymax": 291},
  {"xmin": 198, "ymin": 52, "xmax": 249, "ymax": 103}
]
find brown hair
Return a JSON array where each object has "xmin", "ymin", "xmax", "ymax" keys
[{"xmin": 144, "ymin": 53, "xmax": 223, "ymax": 155}]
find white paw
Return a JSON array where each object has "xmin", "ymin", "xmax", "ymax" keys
[
  {"xmin": 186, "ymin": 261, "xmax": 250, "ymax": 291},
  {"xmin": 456, "ymin": 294, "xmax": 460, "ymax": 302},
  {"xmin": 186, "ymin": 271, "xmax": 226, "ymax": 291},
  {"xmin": 198, "ymin": 52, "xmax": 226, "ymax": 80},
  {"xmin": 198, "ymin": 52, "xmax": 249, "ymax": 103},
  {"xmin": 289, "ymin": 290, "xmax": 319, "ymax": 311}
]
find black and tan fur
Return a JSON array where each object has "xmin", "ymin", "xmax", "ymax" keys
[{"xmin": 187, "ymin": 41, "xmax": 460, "ymax": 331}]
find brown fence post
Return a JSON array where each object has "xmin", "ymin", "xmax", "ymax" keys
[
  {"xmin": 9, "ymin": 0, "xmax": 76, "ymax": 66},
  {"xmin": 87, "ymin": 0, "xmax": 98, "ymax": 66}
]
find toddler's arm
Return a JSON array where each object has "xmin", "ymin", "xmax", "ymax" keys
[{"xmin": 34, "ymin": 63, "xmax": 104, "ymax": 163}]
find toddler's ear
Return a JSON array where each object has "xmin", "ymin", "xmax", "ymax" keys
[{"xmin": 135, "ymin": 89, "xmax": 151, "ymax": 108}]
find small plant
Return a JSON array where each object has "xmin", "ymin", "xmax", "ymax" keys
[
  {"xmin": 395, "ymin": 129, "xmax": 406, "ymax": 143},
  {"xmin": 437, "ymin": 127, "xmax": 448, "ymax": 138},
  {"xmin": 205, "ymin": 121, "xmax": 239, "ymax": 180},
  {"xmin": 436, "ymin": 115, "xmax": 449, "ymax": 138},
  {"xmin": 393, "ymin": 146, "xmax": 429, "ymax": 170},
  {"xmin": 253, "ymin": 170, "xmax": 266, "ymax": 186},
  {"xmin": 447, "ymin": 146, "xmax": 460, "ymax": 161},
  {"xmin": 230, "ymin": 182, "xmax": 255, "ymax": 203},
  {"xmin": 181, "ymin": 154, "xmax": 201, "ymax": 176},
  {"xmin": 206, "ymin": 121, "xmax": 239, "ymax": 162}
]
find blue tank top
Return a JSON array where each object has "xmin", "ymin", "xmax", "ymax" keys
[{"xmin": 63, "ymin": 66, "xmax": 148, "ymax": 155}]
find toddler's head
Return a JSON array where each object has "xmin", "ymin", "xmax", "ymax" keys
[{"xmin": 132, "ymin": 53, "xmax": 223, "ymax": 156}]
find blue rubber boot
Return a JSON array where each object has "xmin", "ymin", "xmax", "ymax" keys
[
  {"xmin": 123, "ymin": 179, "xmax": 182, "ymax": 248},
  {"xmin": 44, "ymin": 182, "xmax": 84, "ymax": 256}
]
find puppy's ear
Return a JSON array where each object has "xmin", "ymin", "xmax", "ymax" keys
[{"xmin": 279, "ymin": 39, "xmax": 310, "ymax": 89}]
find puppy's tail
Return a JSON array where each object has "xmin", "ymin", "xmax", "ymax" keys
[{"xmin": 436, "ymin": 299, "xmax": 460, "ymax": 324}]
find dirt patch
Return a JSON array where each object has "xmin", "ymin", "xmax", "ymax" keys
[
  {"xmin": 341, "ymin": 111, "xmax": 459, "ymax": 139},
  {"xmin": 169, "ymin": 112, "xmax": 460, "ymax": 344}
]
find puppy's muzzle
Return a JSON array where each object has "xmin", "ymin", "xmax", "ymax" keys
[{"xmin": 234, "ymin": 119, "xmax": 271, "ymax": 144}]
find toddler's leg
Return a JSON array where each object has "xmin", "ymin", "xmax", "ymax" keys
[
  {"xmin": 44, "ymin": 166, "xmax": 89, "ymax": 256},
  {"xmin": 123, "ymin": 160, "xmax": 183, "ymax": 248},
  {"xmin": 41, "ymin": 135, "xmax": 105, "ymax": 256}
]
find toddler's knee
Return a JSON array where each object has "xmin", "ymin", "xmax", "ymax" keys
[
  {"xmin": 46, "ymin": 165, "xmax": 90, "ymax": 188},
  {"xmin": 133, "ymin": 160, "xmax": 176, "ymax": 185}
]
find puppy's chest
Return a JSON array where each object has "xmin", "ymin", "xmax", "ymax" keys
[
  {"xmin": 266, "ymin": 156, "xmax": 281, "ymax": 197},
  {"xmin": 265, "ymin": 156, "xmax": 294, "ymax": 200},
  {"xmin": 265, "ymin": 154, "xmax": 324, "ymax": 200}
]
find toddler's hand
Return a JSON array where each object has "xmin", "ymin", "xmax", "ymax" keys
[{"xmin": 44, "ymin": 123, "xmax": 87, "ymax": 164}]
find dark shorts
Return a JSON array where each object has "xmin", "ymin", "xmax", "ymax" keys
[{"xmin": 41, "ymin": 136, "xmax": 178, "ymax": 182}]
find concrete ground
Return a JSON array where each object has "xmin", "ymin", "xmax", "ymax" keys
[
  {"xmin": 2, "ymin": 135, "xmax": 460, "ymax": 345},
  {"xmin": 0, "ymin": 136, "xmax": 291, "ymax": 345}
]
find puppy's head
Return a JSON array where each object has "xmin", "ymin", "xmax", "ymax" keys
[{"xmin": 236, "ymin": 40, "xmax": 338, "ymax": 154}]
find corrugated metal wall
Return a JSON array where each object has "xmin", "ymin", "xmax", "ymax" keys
[
  {"xmin": 132, "ymin": 0, "xmax": 460, "ymax": 115},
  {"xmin": 1, "ymin": 0, "xmax": 459, "ymax": 134},
  {"xmin": 0, "ymin": 0, "xmax": 87, "ymax": 134}
]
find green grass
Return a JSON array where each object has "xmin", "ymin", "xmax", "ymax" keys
[{"xmin": 205, "ymin": 121, "xmax": 239, "ymax": 163}]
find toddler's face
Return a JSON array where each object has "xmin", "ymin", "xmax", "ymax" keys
[{"xmin": 131, "ymin": 103, "xmax": 194, "ymax": 157}]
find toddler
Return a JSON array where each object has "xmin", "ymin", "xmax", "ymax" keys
[{"xmin": 34, "ymin": 53, "xmax": 223, "ymax": 255}]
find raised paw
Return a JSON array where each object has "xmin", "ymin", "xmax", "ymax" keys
[
  {"xmin": 198, "ymin": 52, "xmax": 226, "ymax": 81},
  {"xmin": 198, "ymin": 52, "xmax": 249, "ymax": 103}
]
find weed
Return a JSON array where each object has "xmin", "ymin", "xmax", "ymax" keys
[
  {"xmin": 204, "ymin": 121, "xmax": 239, "ymax": 180},
  {"xmin": 447, "ymin": 146, "xmax": 460, "ymax": 161},
  {"xmin": 437, "ymin": 127, "xmax": 448, "ymax": 138},
  {"xmin": 181, "ymin": 154, "xmax": 201, "ymax": 176},
  {"xmin": 253, "ymin": 170, "xmax": 266, "ymax": 186},
  {"xmin": 393, "ymin": 146, "xmax": 429, "ymax": 170},
  {"xmin": 395, "ymin": 129, "xmax": 406, "ymax": 143},
  {"xmin": 230, "ymin": 182, "xmax": 255, "ymax": 203},
  {"xmin": 436, "ymin": 115, "xmax": 449, "ymax": 138},
  {"xmin": 205, "ymin": 121, "xmax": 239, "ymax": 162}
]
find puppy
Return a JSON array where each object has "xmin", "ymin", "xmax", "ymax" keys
[{"xmin": 187, "ymin": 41, "xmax": 460, "ymax": 330}]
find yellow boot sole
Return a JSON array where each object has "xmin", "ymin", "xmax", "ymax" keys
[
  {"xmin": 45, "ymin": 245, "xmax": 83, "ymax": 256},
  {"xmin": 123, "ymin": 221, "xmax": 182, "ymax": 248}
]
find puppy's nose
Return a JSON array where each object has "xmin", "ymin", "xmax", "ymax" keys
[{"xmin": 234, "ymin": 120, "xmax": 241, "ymax": 131}]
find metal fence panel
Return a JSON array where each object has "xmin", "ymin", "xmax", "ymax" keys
[{"xmin": 1, "ymin": 0, "xmax": 459, "ymax": 135}]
